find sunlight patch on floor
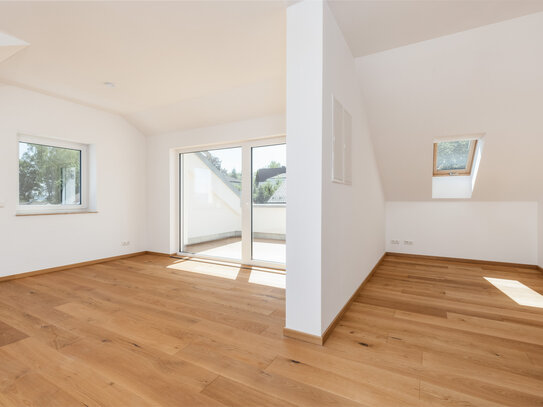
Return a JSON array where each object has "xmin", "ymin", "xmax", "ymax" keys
[
  {"xmin": 249, "ymin": 270, "xmax": 286, "ymax": 289},
  {"xmin": 188, "ymin": 240, "xmax": 286, "ymax": 264},
  {"xmin": 167, "ymin": 261, "xmax": 240, "ymax": 280},
  {"xmin": 484, "ymin": 277, "xmax": 543, "ymax": 308}
]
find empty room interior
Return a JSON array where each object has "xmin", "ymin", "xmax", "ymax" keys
[{"xmin": 1, "ymin": 1, "xmax": 543, "ymax": 406}]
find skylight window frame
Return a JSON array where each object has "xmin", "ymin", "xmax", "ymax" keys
[{"xmin": 433, "ymin": 139, "xmax": 478, "ymax": 177}]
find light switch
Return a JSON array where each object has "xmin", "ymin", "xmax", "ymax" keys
[{"xmin": 0, "ymin": 201, "xmax": 4, "ymax": 208}]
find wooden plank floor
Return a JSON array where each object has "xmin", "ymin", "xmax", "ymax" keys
[{"xmin": 0, "ymin": 253, "xmax": 542, "ymax": 406}]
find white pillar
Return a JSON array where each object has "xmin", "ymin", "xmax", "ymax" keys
[{"xmin": 285, "ymin": 0, "xmax": 324, "ymax": 336}]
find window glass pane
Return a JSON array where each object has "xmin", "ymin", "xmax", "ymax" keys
[
  {"xmin": 436, "ymin": 140, "xmax": 471, "ymax": 171},
  {"xmin": 252, "ymin": 144, "xmax": 286, "ymax": 264},
  {"xmin": 19, "ymin": 142, "xmax": 81, "ymax": 205},
  {"xmin": 181, "ymin": 147, "xmax": 242, "ymax": 261}
]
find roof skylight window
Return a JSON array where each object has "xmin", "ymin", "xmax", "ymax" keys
[{"xmin": 433, "ymin": 139, "xmax": 477, "ymax": 176}]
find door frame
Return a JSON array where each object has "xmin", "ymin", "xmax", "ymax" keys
[{"xmin": 175, "ymin": 135, "xmax": 286, "ymax": 270}]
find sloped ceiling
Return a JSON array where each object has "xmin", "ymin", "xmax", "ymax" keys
[
  {"xmin": 356, "ymin": 12, "xmax": 543, "ymax": 201},
  {"xmin": 0, "ymin": 31, "xmax": 28, "ymax": 64},
  {"xmin": 329, "ymin": 0, "xmax": 543, "ymax": 57},
  {"xmin": 0, "ymin": 1, "xmax": 286, "ymax": 135},
  {"xmin": 3, "ymin": 1, "xmax": 543, "ymax": 137}
]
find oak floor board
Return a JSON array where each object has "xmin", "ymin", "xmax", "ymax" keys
[
  {"xmin": 59, "ymin": 337, "xmax": 223, "ymax": 407},
  {"xmin": 62, "ymin": 263, "xmax": 284, "ymax": 323},
  {"xmin": 1, "ymin": 254, "xmax": 542, "ymax": 406},
  {"xmin": 419, "ymin": 380, "xmax": 510, "ymax": 407},
  {"xmin": 422, "ymin": 351, "xmax": 543, "ymax": 398},
  {"xmin": 0, "ymin": 321, "xmax": 28, "ymax": 348},
  {"xmin": 202, "ymin": 375, "xmax": 297, "ymax": 407},
  {"xmin": 177, "ymin": 341, "xmax": 362, "ymax": 407},
  {"xmin": 55, "ymin": 301, "xmax": 193, "ymax": 355},
  {"xmin": 265, "ymin": 354, "xmax": 421, "ymax": 407},
  {"xmin": 1, "ymin": 337, "xmax": 153, "ymax": 407},
  {"xmin": 360, "ymin": 286, "xmax": 543, "ymax": 326},
  {"xmin": 0, "ymin": 299, "xmax": 80, "ymax": 351},
  {"xmin": 341, "ymin": 304, "xmax": 542, "ymax": 363},
  {"xmin": 49, "ymin": 269, "xmax": 280, "ymax": 335}
]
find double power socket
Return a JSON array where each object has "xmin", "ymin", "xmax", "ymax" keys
[{"xmin": 391, "ymin": 240, "xmax": 413, "ymax": 246}]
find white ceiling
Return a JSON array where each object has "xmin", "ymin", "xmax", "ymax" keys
[
  {"xmin": 1, "ymin": 1, "xmax": 543, "ymax": 137},
  {"xmin": 0, "ymin": 1, "xmax": 286, "ymax": 135},
  {"xmin": 0, "ymin": 31, "xmax": 28, "ymax": 64},
  {"xmin": 356, "ymin": 12, "xmax": 543, "ymax": 201},
  {"xmin": 329, "ymin": 0, "xmax": 543, "ymax": 57}
]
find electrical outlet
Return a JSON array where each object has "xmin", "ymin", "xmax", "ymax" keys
[
  {"xmin": 121, "ymin": 241, "xmax": 130, "ymax": 247},
  {"xmin": 403, "ymin": 240, "xmax": 414, "ymax": 246},
  {"xmin": 390, "ymin": 240, "xmax": 400, "ymax": 245}
]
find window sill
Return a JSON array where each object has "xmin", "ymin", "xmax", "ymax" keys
[{"xmin": 16, "ymin": 210, "xmax": 98, "ymax": 217}]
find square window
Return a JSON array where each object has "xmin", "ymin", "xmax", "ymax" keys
[
  {"xmin": 433, "ymin": 139, "xmax": 477, "ymax": 176},
  {"xmin": 18, "ymin": 135, "xmax": 88, "ymax": 213}
]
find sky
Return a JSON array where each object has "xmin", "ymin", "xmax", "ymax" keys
[
  {"xmin": 198, "ymin": 144, "xmax": 286, "ymax": 174},
  {"xmin": 19, "ymin": 142, "xmax": 30, "ymax": 158}
]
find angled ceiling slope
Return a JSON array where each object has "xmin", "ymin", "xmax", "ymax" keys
[
  {"xmin": 0, "ymin": 1, "xmax": 286, "ymax": 135},
  {"xmin": 356, "ymin": 12, "xmax": 543, "ymax": 202},
  {"xmin": 0, "ymin": 31, "xmax": 28, "ymax": 64},
  {"xmin": 329, "ymin": 0, "xmax": 543, "ymax": 57}
]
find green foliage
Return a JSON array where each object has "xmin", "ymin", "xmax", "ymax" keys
[
  {"xmin": 229, "ymin": 168, "xmax": 242, "ymax": 192},
  {"xmin": 203, "ymin": 152, "xmax": 224, "ymax": 173},
  {"xmin": 267, "ymin": 160, "xmax": 281, "ymax": 169},
  {"xmin": 201, "ymin": 152, "xmax": 284, "ymax": 203},
  {"xmin": 19, "ymin": 143, "xmax": 81, "ymax": 205},
  {"xmin": 252, "ymin": 161, "xmax": 285, "ymax": 204},
  {"xmin": 253, "ymin": 182, "xmax": 280, "ymax": 204}
]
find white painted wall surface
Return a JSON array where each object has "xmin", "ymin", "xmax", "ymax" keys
[
  {"xmin": 285, "ymin": 0, "xmax": 324, "ymax": 336},
  {"xmin": 357, "ymin": 12, "xmax": 543, "ymax": 202},
  {"xmin": 182, "ymin": 153, "xmax": 241, "ymax": 244},
  {"xmin": 0, "ymin": 85, "xmax": 146, "ymax": 278},
  {"xmin": 145, "ymin": 114, "xmax": 285, "ymax": 254},
  {"xmin": 253, "ymin": 205, "xmax": 286, "ymax": 237},
  {"xmin": 181, "ymin": 154, "xmax": 286, "ymax": 244},
  {"xmin": 539, "ymin": 199, "xmax": 543, "ymax": 268},
  {"xmin": 320, "ymin": 2, "xmax": 385, "ymax": 332},
  {"xmin": 386, "ymin": 201, "xmax": 538, "ymax": 265}
]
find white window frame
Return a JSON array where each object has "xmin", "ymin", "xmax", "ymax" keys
[{"xmin": 17, "ymin": 134, "xmax": 89, "ymax": 214}]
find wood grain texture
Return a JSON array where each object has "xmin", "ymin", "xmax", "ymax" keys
[
  {"xmin": 321, "ymin": 253, "xmax": 386, "ymax": 344},
  {"xmin": 283, "ymin": 253, "xmax": 386, "ymax": 345},
  {"xmin": 386, "ymin": 251, "xmax": 538, "ymax": 269},
  {"xmin": 0, "ymin": 253, "xmax": 542, "ymax": 406},
  {"xmin": 282, "ymin": 327, "xmax": 323, "ymax": 345},
  {"xmin": 0, "ymin": 252, "xmax": 148, "ymax": 282}
]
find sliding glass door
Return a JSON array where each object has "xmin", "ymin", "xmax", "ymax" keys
[
  {"xmin": 252, "ymin": 144, "xmax": 286, "ymax": 264},
  {"xmin": 180, "ymin": 147, "xmax": 242, "ymax": 261},
  {"xmin": 179, "ymin": 138, "xmax": 286, "ymax": 267}
]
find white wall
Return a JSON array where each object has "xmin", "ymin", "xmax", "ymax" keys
[
  {"xmin": 182, "ymin": 153, "xmax": 241, "ymax": 244},
  {"xmin": 320, "ymin": 2, "xmax": 385, "ymax": 331},
  {"xmin": 355, "ymin": 12, "xmax": 543, "ymax": 267},
  {"xmin": 357, "ymin": 12, "xmax": 543, "ymax": 202},
  {"xmin": 539, "ymin": 199, "xmax": 543, "ymax": 268},
  {"xmin": 285, "ymin": 0, "xmax": 385, "ymax": 336},
  {"xmin": 0, "ymin": 85, "xmax": 146, "ymax": 277},
  {"xmin": 145, "ymin": 114, "xmax": 285, "ymax": 254},
  {"xmin": 386, "ymin": 201, "xmax": 538, "ymax": 265},
  {"xmin": 285, "ymin": 0, "xmax": 324, "ymax": 336},
  {"xmin": 253, "ymin": 205, "xmax": 286, "ymax": 238}
]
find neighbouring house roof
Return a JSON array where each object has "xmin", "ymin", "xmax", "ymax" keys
[
  {"xmin": 196, "ymin": 152, "xmax": 286, "ymax": 203},
  {"xmin": 268, "ymin": 179, "xmax": 286, "ymax": 204},
  {"xmin": 255, "ymin": 166, "xmax": 286, "ymax": 184}
]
